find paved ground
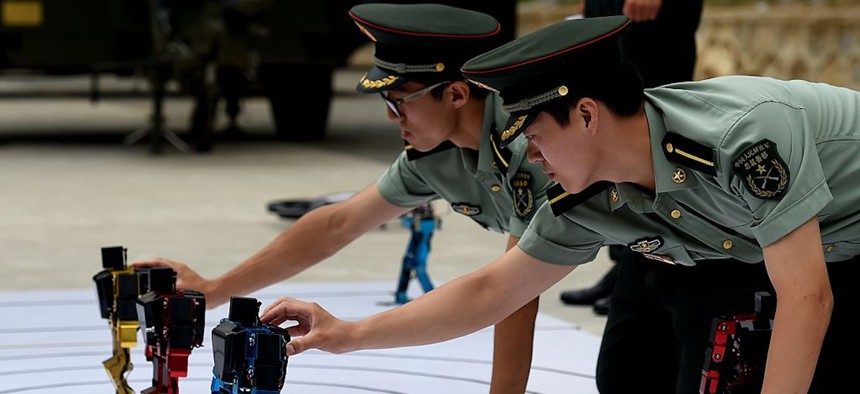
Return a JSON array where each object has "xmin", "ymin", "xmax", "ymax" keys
[
  {"xmin": 1, "ymin": 282, "xmax": 601, "ymax": 394},
  {"xmin": 0, "ymin": 68, "xmax": 613, "ymax": 338}
]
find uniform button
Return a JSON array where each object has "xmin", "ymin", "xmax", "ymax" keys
[
  {"xmin": 490, "ymin": 161, "xmax": 498, "ymax": 169},
  {"xmin": 490, "ymin": 185, "xmax": 501, "ymax": 192},
  {"xmin": 722, "ymin": 240, "xmax": 733, "ymax": 250},
  {"xmin": 666, "ymin": 143, "xmax": 674, "ymax": 153},
  {"xmin": 670, "ymin": 209, "xmax": 681, "ymax": 219},
  {"xmin": 825, "ymin": 244, "xmax": 835, "ymax": 253}
]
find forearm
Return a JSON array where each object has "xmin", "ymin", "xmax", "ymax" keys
[
  {"xmin": 760, "ymin": 217, "xmax": 832, "ymax": 393},
  {"xmin": 490, "ymin": 297, "xmax": 539, "ymax": 394},
  {"xmin": 350, "ymin": 249, "xmax": 572, "ymax": 353},
  {"xmin": 262, "ymin": 248, "xmax": 576, "ymax": 356},
  {"xmin": 354, "ymin": 268, "xmax": 504, "ymax": 351},
  {"xmin": 761, "ymin": 292, "xmax": 832, "ymax": 393},
  {"xmin": 210, "ymin": 204, "xmax": 368, "ymax": 304}
]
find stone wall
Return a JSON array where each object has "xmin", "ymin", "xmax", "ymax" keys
[{"xmin": 697, "ymin": 5, "xmax": 860, "ymax": 89}]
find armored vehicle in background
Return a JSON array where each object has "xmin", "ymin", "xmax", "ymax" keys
[{"xmin": 0, "ymin": 0, "xmax": 516, "ymax": 152}]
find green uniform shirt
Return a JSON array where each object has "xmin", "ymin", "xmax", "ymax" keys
[
  {"xmin": 520, "ymin": 76, "xmax": 860, "ymax": 266},
  {"xmin": 377, "ymin": 93, "xmax": 553, "ymax": 237}
]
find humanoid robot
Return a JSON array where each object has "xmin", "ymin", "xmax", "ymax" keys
[
  {"xmin": 211, "ymin": 296, "xmax": 290, "ymax": 394},
  {"xmin": 94, "ymin": 246, "xmax": 147, "ymax": 394},
  {"xmin": 136, "ymin": 267, "xmax": 206, "ymax": 394}
]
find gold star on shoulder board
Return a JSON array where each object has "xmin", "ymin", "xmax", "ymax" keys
[{"xmin": 672, "ymin": 168, "xmax": 687, "ymax": 184}]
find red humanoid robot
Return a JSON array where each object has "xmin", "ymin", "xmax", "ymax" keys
[
  {"xmin": 136, "ymin": 267, "xmax": 206, "ymax": 394},
  {"xmin": 700, "ymin": 291, "xmax": 775, "ymax": 394}
]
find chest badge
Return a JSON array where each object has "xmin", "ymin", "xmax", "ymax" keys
[
  {"xmin": 451, "ymin": 203, "xmax": 481, "ymax": 216},
  {"xmin": 629, "ymin": 237, "xmax": 663, "ymax": 253},
  {"xmin": 732, "ymin": 139, "xmax": 790, "ymax": 200},
  {"xmin": 511, "ymin": 172, "xmax": 534, "ymax": 218}
]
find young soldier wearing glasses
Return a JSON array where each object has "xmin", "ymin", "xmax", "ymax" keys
[
  {"xmin": 260, "ymin": 16, "xmax": 859, "ymax": 393},
  {"xmin": 134, "ymin": 4, "xmax": 554, "ymax": 393}
]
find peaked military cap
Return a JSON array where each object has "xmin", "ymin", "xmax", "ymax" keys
[
  {"xmin": 462, "ymin": 16, "xmax": 632, "ymax": 147},
  {"xmin": 349, "ymin": 3, "xmax": 502, "ymax": 93}
]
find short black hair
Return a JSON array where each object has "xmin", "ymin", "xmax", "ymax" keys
[{"xmin": 540, "ymin": 62, "xmax": 645, "ymax": 127}]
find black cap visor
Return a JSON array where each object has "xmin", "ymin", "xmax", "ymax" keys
[{"xmin": 499, "ymin": 110, "xmax": 538, "ymax": 148}]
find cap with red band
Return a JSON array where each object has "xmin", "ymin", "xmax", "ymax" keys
[
  {"xmin": 462, "ymin": 16, "xmax": 632, "ymax": 147},
  {"xmin": 349, "ymin": 3, "xmax": 502, "ymax": 94}
]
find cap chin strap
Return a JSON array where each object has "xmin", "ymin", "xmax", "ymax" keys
[
  {"xmin": 503, "ymin": 85, "xmax": 570, "ymax": 112},
  {"xmin": 374, "ymin": 56, "xmax": 445, "ymax": 74}
]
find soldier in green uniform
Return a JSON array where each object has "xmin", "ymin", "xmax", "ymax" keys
[
  {"xmin": 259, "ymin": 16, "xmax": 858, "ymax": 393},
  {"xmin": 133, "ymin": 4, "xmax": 552, "ymax": 393}
]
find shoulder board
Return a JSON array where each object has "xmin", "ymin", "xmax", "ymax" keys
[
  {"xmin": 489, "ymin": 126, "xmax": 512, "ymax": 172},
  {"xmin": 405, "ymin": 140, "xmax": 457, "ymax": 161},
  {"xmin": 547, "ymin": 181, "xmax": 614, "ymax": 216},
  {"xmin": 661, "ymin": 132, "xmax": 716, "ymax": 175}
]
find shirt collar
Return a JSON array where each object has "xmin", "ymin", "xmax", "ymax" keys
[
  {"xmin": 608, "ymin": 102, "xmax": 699, "ymax": 213},
  {"xmin": 645, "ymin": 101, "xmax": 699, "ymax": 194},
  {"xmin": 478, "ymin": 93, "xmax": 512, "ymax": 173}
]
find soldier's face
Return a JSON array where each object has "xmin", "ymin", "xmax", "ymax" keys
[
  {"xmin": 524, "ymin": 110, "xmax": 600, "ymax": 194},
  {"xmin": 383, "ymin": 82, "xmax": 452, "ymax": 151}
]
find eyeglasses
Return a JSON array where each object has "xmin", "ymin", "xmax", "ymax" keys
[{"xmin": 380, "ymin": 80, "xmax": 451, "ymax": 118}]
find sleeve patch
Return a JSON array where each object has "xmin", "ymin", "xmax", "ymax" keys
[
  {"xmin": 511, "ymin": 172, "xmax": 535, "ymax": 218},
  {"xmin": 731, "ymin": 139, "xmax": 790, "ymax": 200}
]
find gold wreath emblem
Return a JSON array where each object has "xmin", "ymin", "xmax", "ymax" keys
[{"xmin": 745, "ymin": 159, "xmax": 788, "ymax": 198}]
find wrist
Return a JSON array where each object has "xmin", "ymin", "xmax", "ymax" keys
[
  {"xmin": 342, "ymin": 320, "xmax": 368, "ymax": 353},
  {"xmin": 202, "ymin": 277, "xmax": 227, "ymax": 308}
]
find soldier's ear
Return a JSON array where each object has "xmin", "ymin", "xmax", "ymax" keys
[
  {"xmin": 577, "ymin": 98, "xmax": 598, "ymax": 132},
  {"xmin": 447, "ymin": 81, "xmax": 470, "ymax": 108},
  {"xmin": 583, "ymin": 108, "xmax": 591, "ymax": 128}
]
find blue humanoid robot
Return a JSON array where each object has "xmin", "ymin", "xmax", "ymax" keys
[
  {"xmin": 211, "ymin": 296, "xmax": 289, "ymax": 394},
  {"xmin": 395, "ymin": 203, "xmax": 439, "ymax": 304}
]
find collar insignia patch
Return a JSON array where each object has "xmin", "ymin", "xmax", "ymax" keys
[
  {"xmin": 489, "ymin": 127, "xmax": 512, "ymax": 172},
  {"xmin": 547, "ymin": 181, "xmax": 613, "ymax": 216}
]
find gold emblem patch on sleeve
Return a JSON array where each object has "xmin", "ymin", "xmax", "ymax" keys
[
  {"xmin": 731, "ymin": 139, "xmax": 790, "ymax": 200},
  {"xmin": 510, "ymin": 172, "xmax": 534, "ymax": 218}
]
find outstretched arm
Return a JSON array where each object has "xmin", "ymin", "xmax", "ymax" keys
[
  {"xmin": 761, "ymin": 216, "xmax": 832, "ymax": 394},
  {"xmin": 489, "ymin": 236, "xmax": 539, "ymax": 394},
  {"xmin": 261, "ymin": 247, "xmax": 575, "ymax": 355},
  {"xmin": 133, "ymin": 184, "xmax": 412, "ymax": 307}
]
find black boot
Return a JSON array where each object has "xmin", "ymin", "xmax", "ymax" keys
[{"xmin": 560, "ymin": 263, "xmax": 619, "ymax": 305}]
